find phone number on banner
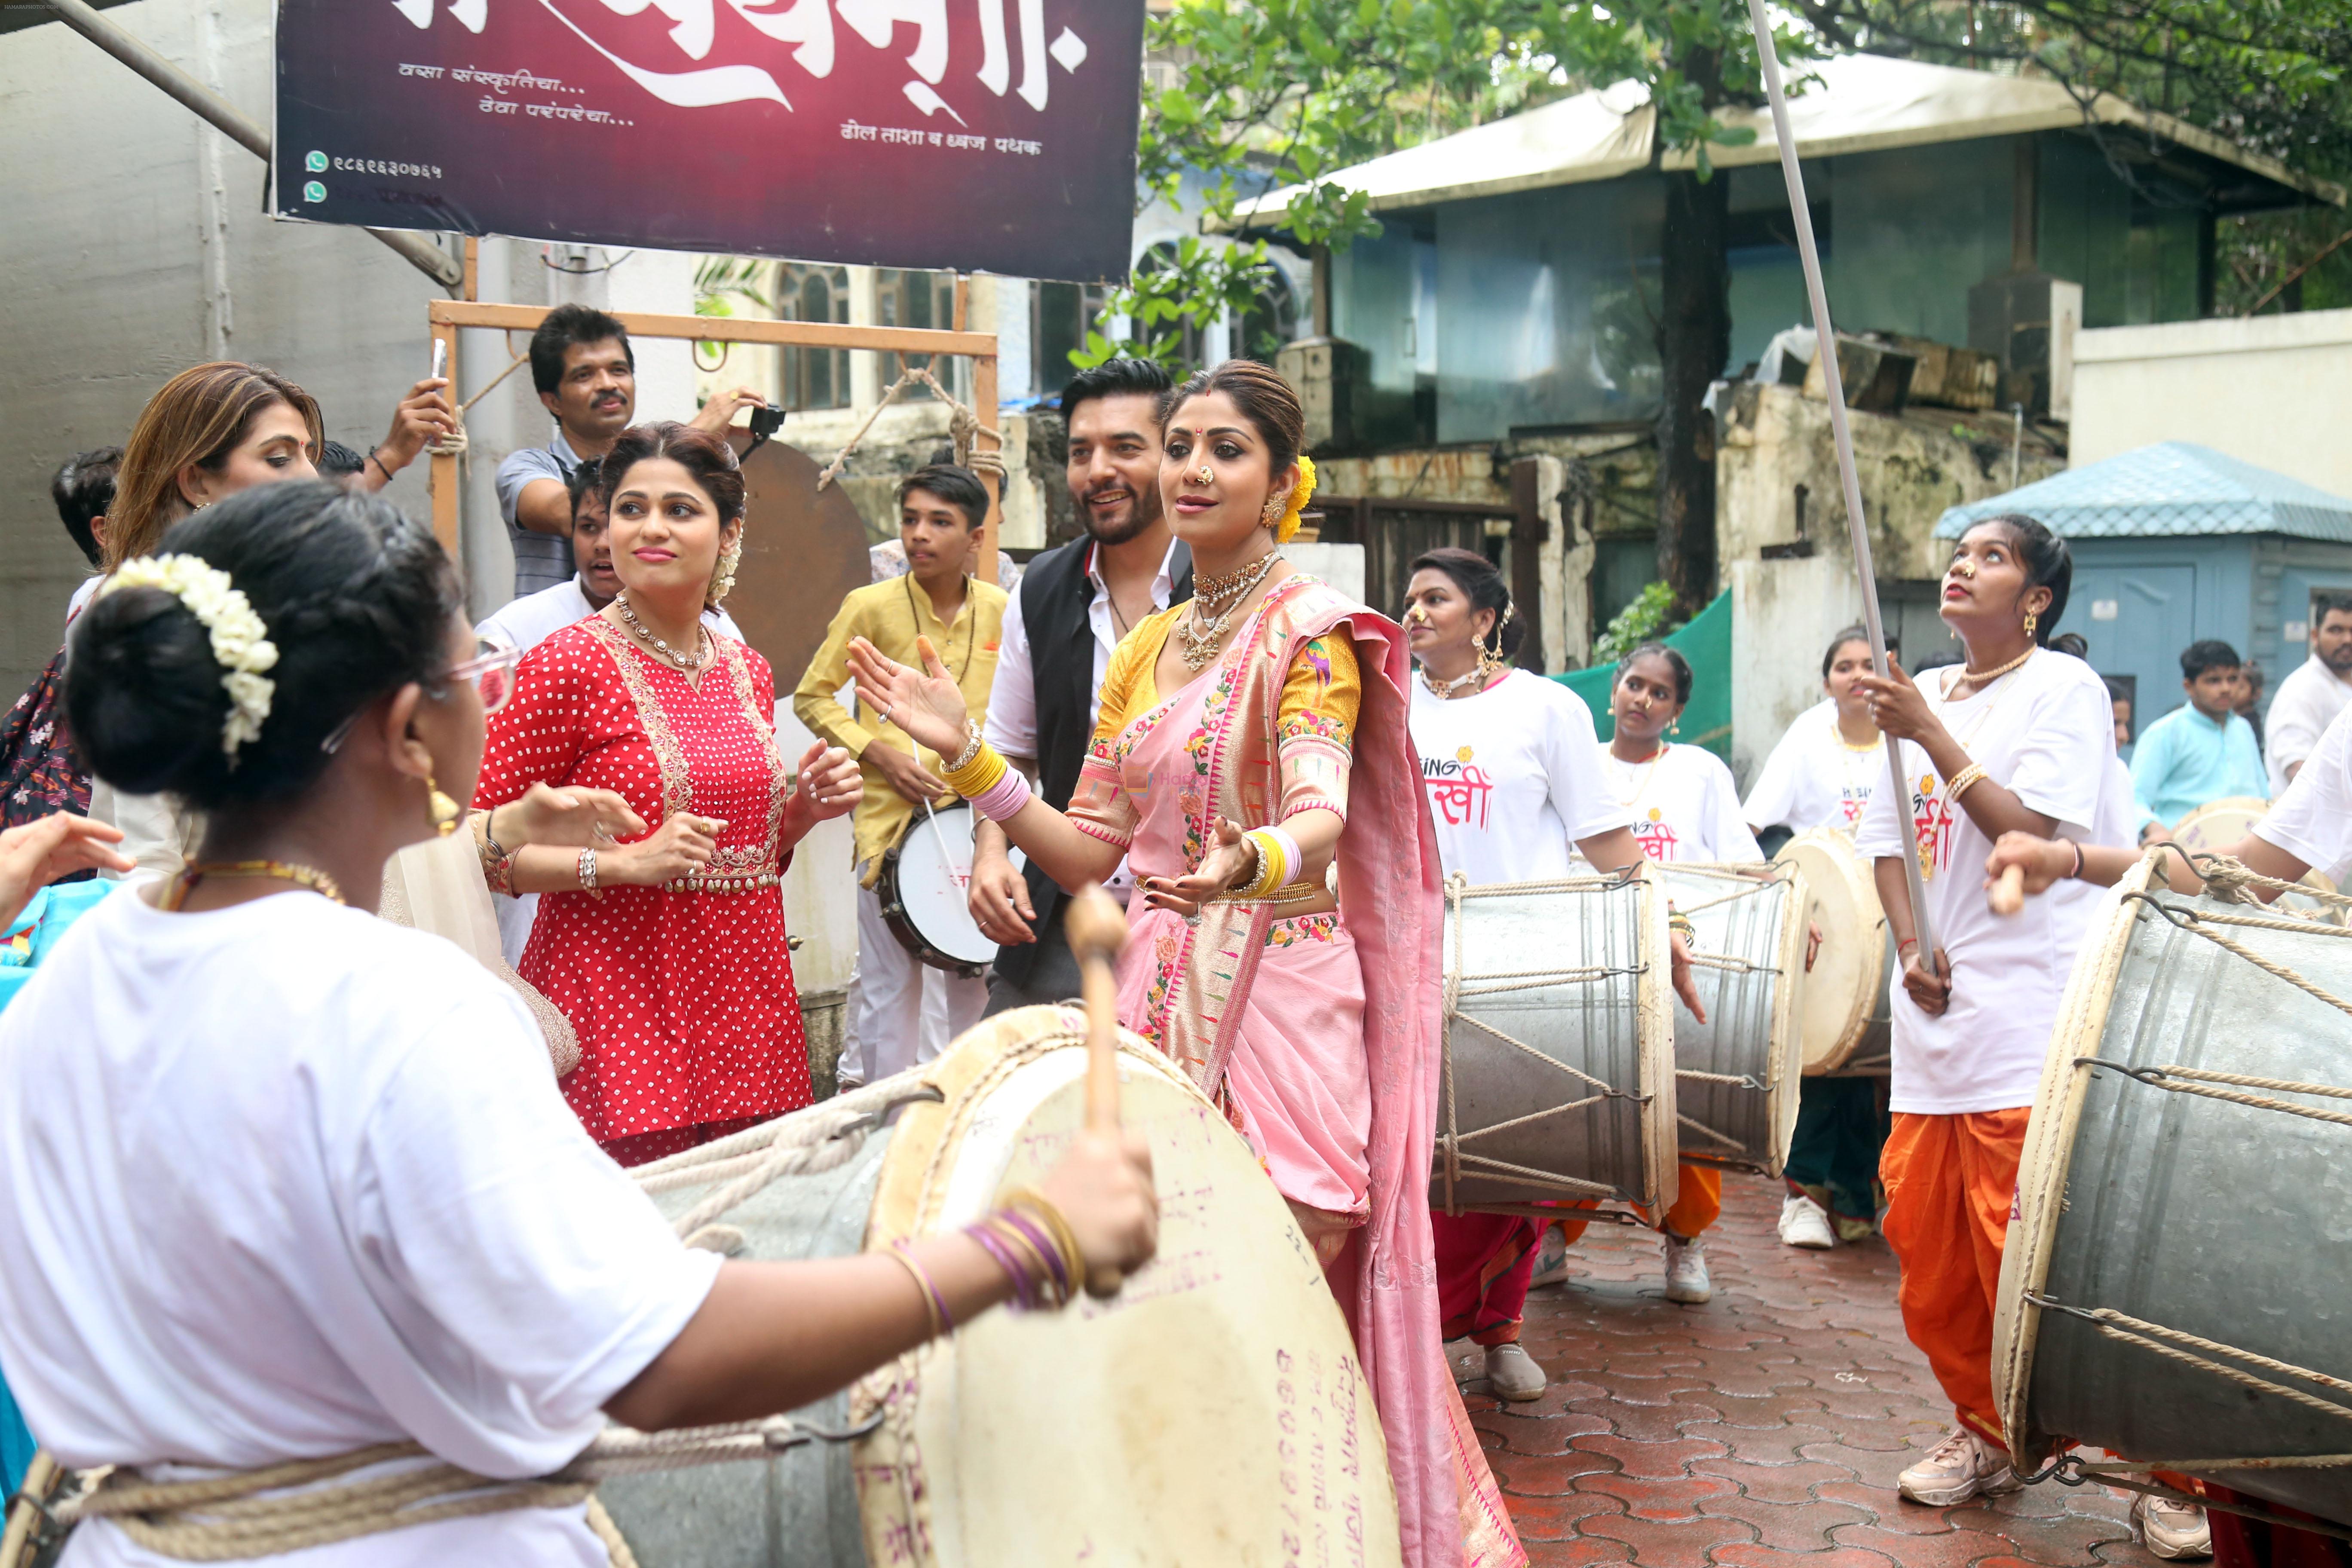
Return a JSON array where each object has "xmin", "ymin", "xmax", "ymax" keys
[{"xmin": 330, "ymin": 157, "xmax": 444, "ymax": 180}]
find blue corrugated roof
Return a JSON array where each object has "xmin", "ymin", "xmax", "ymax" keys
[{"xmin": 1933, "ymin": 442, "xmax": 2352, "ymax": 543}]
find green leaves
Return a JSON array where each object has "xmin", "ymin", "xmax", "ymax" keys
[{"xmin": 1593, "ymin": 580, "xmax": 1685, "ymax": 662}]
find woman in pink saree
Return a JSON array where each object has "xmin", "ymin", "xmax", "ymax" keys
[{"xmin": 848, "ymin": 361, "xmax": 1524, "ymax": 1568}]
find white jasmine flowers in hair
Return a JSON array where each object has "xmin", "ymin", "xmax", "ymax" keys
[{"xmin": 99, "ymin": 554, "xmax": 279, "ymax": 760}]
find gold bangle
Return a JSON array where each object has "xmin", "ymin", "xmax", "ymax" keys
[
  {"xmin": 1002, "ymin": 1188, "xmax": 1084, "ymax": 1286},
  {"xmin": 1947, "ymin": 762, "xmax": 1989, "ymax": 802},
  {"xmin": 881, "ymin": 1243, "xmax": 944, "ymax": 1338}
]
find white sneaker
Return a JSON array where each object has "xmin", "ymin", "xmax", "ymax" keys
[
  {"xmin": 1662, "ymin": 1234, "xmax": 1712, "ymax": 1303},
  {"xmin": 2132, "ymin": 1494, "xmax": 2214, "ymax": 1560},
  {"xmin": 1778, "ymin": 1193, "xmax": 1837, "ymax": 1250},
  {"xmin": 1528, "ymin": 1223, "xmax": 1571, "ymax": 1288},
  {"xmin": 1485, "ymin": 1342, "xmax": 1547, "ymax": 1402},
  {"xmin": 1897, "ymin": 1428, "xmax": 2022, "ymax": 1507}
]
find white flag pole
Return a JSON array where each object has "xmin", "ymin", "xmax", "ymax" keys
[{"xmin": 1736, "ymin": 0, "xmax": 1936, "ymax": 959}]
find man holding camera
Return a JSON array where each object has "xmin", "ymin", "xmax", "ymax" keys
[{"xmin": 495, "ymin": 303, "xmax": 769, "ymax": 599}]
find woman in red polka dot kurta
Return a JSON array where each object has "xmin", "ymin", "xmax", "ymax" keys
[{"xmin": 474, "ymin": 422, "xmax": 861, "ymax": 1165}]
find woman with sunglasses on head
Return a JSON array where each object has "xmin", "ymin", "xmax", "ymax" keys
[
  {"xmin": 0, "ymin": 480, "xmax": 1155, "ymax": 1566},
  {"xmin": 1583, "ymin": 641, "xmax": 1763, "ymax": 1306},
  {"xmin": 849, "ymin": 362, "xmax": 1526, "ymax": 1568},
  {"xmin": 1850, "ymin": 514, "xmax": 2131, "ymax": 1511},
  {"xmin": 1403, "ymin": 548, "xmax": 1707, "ymax": 1404},
  {"xmin": 472, "ymin": 423, "xmax": 864, "ymax": 1166}
]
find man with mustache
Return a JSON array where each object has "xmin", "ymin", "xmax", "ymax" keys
[
  {"xmin": 969, "ymin": 358, "xmax": 1193, "ymax": 1013},
  {"xmin": 496, "ymin": 303, "xmax": 766, "ymax": 599}
]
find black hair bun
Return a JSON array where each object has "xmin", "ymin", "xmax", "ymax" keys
[{"xmin": 66, "ymin": 584, "xmax": 233, "ymax": 799}]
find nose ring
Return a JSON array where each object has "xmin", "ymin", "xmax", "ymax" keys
[{"xmin": 1195, "ymin": 465, "xmax": 1213, "ymax": 486}]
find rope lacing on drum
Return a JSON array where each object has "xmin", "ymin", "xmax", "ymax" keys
[
  {"xmin": 1439, "ymin": 871, "xmax": 1652, "ymax": 1215},
  {"xmin": 2150, "ymin": 841, "xmax": 2352, "ymax": 917},
  {"xmin": 2016, "ymin": 1449, "xmax": 2352, "ymax": 1546},
  {"xmin": 2122, "ymin": 891, "xmax": 2352, "ymax": 1026},
  {"xmin": 2076, "ymin": 1056, "xmax": 2352, "ymax": 1133}
]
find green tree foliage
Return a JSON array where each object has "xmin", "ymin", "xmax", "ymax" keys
[{"xmin": 1593, "ymin": 579, "xmax": 1685, "ymax": 663}]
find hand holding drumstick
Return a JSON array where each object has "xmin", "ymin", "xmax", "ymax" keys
[{"xmin": 1058, "ymin": 883, "xmax": 1158, "ymax": 1298}]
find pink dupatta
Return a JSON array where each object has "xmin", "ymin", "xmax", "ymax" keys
[{"xmin": 1086, "ymin": 574, "xmax": 1522, "ymax": 1568}]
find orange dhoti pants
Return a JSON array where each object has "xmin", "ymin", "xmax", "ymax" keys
[
  {"xmin": 1553, "ymin": 1162, "xmax": 1723, "ymax": 1247},
  {"xmin": 1879, "ymin": 1107, "xmax": 2031, "ymax": 1447}
]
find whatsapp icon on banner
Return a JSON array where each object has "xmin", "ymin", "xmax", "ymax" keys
[{"xmin": 304, "ymin": 150, "xmax": 328, "ymax": 172}]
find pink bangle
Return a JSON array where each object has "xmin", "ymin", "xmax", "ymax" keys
[{"xmin": 970, "ymin": 767, "xmax": 1032, "ymax": 823}]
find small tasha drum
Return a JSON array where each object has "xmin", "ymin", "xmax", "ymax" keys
[
  {"xmin": 1772, "ymin": 829, "xmax": 1894, "ymax": 1075},
  {"xmin": 877, "ymin": 804, "xmax": 1026, "ymax": 977},
  {"xmin": 602, "ymin": 1004, "xmax": 1403, "ymax": 1568},
  {"xmin": 1993, "ymin": 855, "xmax": 2352, "ymax": 1525}
]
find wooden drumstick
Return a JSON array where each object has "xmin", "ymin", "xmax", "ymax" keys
[
  {"xmin": 1063, "ymin": 883, "xmax": 1130, "ymax": 1299},
  {"xmin": 1990, "ymin": 863, "xmax": 2026, "ymax": 916}
]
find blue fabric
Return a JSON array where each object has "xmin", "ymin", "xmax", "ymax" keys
[
  {"xmin": 2130, "ymin": 703, "xmax": 2269, "ymax": 824},
  {"xmin": 0, "ymin": 1369, "xmax": 31, "ymax": 1497}
]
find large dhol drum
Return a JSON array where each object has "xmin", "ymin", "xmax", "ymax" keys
[
  {"xmin": 605, "ymin": 1005, "xmax": 1402, "ymax": 1568},
  {"xmin": 1773, "ymin": 830, "xmax": 1893, "ymax": 1075},
  {"xmin": 877, "ymin": 804, "xmax": 1025, "ymax": 976},
  {"xmin": 1650, "ymin": 863, "xmax": 1808, "ymax": 1176},
  {"xmin": 1994, "ymin": 858, "xmax": 2352, "ymax": 1524},
  {"xmin": 1432, "ymin": 867, "xmax": 1678, "ymax": 1214}
]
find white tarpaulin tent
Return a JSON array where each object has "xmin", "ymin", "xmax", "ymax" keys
[{"xmin": 1217, "ymin": 54, "xmax": 2341, "ymax": 227}]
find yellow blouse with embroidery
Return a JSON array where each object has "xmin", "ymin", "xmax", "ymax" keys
[{"xmin": 1069, "ymin": 600, "xmax": 1360, "ymax": 851}]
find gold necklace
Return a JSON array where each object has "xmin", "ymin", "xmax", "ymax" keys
[
  {"xmin": 168, "ymin": 859, "xmax": 346, "ymax": 910},
  {"xmin": 615, "ymin": 594, "xmax": 706, "ymax": 673},
  {"xmin": 1951, "ymin": 643, "xmax": 2034, "ymax": 693},
  {"xmin": 1420, "ymin": 659, "xmax": 1485, "ymax": 699},
  {"xmin": 1175, "ymin": 551, "xmax": 1280, "ymax": 671}
]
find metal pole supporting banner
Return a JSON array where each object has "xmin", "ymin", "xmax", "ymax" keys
[
  {"xmin": 1737, "ymin": 0, "xmax": 1937, "ymax": 959},
  {"xmin": 40, "ymin": 0, "xmax": 464, "ymax": 290}
]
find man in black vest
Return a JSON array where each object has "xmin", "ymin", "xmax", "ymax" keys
[{"xmin": 970, "ymin": 359, "xmax": 1192, "ymax": 1012}]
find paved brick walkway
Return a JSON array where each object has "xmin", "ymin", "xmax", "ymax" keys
[{"xmin": 1462, "ymin": 1173, "xmax": 2167, "ymax": 1568}]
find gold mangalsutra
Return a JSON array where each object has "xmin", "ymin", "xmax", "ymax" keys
[{"xmin": 168, "ymin": 860, "xmax": 347, "ymax": 910}]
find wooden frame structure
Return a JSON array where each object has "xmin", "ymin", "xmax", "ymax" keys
[{"xmin": 426, "ymin": 298, "xmax": 1006, "ymax": 583}]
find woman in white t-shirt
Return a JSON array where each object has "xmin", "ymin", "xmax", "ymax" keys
[
  {"xmin": 1851, "ymin": 513, "xmax": 2128, "ymax": 1512},
  {"xmin": 1743, "ymin": 628, "xmax": 1898, "ymax": 1255},
  {"xmin": 1403, "ymin": 548, "xmax": 1692, "ymax": 1406},
  {"xmin": 3, "ymin": 481, "xmax": 1156, "ymax": 1567},
  {"xmin": 1587, "ymin": 644, "xmax": 1763, "ymax": 1306}
]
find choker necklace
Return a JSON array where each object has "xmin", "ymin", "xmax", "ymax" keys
[
  {"xmin": 167, "ymin": 859, "xmax": 346, "ymax": 910},
  {"xmin": 1421, "ymin": 663, "xmax": 1485, "ymax": 699},
  {"xmin": 616, "ymin": 593, "xmax": 705, "ymax": 673},
  {"xmin": 1953, "ymin": 644, "xmax": 2034, "ymax": 690},
  {"xmin": 1176, "ymin": 551, "xmax": 1281, "ymax": 670}
]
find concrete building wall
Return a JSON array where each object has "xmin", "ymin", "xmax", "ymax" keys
[
  {"xmin": 1, "ymin": 0, "xmax": 456, "ymax": 698},
  {"xmin": 2071, "ymin": 310, "xmax": 2352, "ymax": 502},
  {"xmin": 1717, "ymin": 383, "xmax": 2064, "ymax": 786}
]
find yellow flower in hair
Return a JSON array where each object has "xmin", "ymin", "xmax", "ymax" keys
[{"xmin": 1274, "ymin": 453, "xmax": 1318, "ymax": 544}]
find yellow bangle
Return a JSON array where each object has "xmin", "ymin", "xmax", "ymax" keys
[
  {"xmin": 1947, "ymin": 762, "xmax": 1989, "ymax": 802},
  {"xmin": 943, "ymin": 739, "xmax": 1008, "ymax": 799},
  {"xmin": 1240, "ymin": 828, "xmax": 1289, "ymax": 900}
]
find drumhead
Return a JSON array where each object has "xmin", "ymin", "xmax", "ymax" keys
[
  {"xmin": 885, "ymin": 806, "xmax": 1025, "ymax": 972},
  {"xmin": 1635, "ymin": 864, "xmax": 1681, "ymax": 1211},
  {"xmin": 856, "ymin": 1007, "xmax": 1403, "ymax": 1568},
  {"xmin": 2170, "ymin": 795, "xmax": 2269, "ymax": 854},
  {"xmin": 1775, "ymin": 830, "xmax": 1888, "ymax": 1075},
  {"xmin": 1989, "ymin": 852, "xmax": 2157, "ymax": 1464},
  {"xmin": 1650, "ymin": 862, "xmax": 1806, "ymax": 1178}
]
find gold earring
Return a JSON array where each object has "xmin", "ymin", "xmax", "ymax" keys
[
  {"xmin": 1261, "ymin": 494, "xmax": 1284, "ymax": 527},
  {"xmin": 2024, "ymin": 609, "xmax": 2040, "ymax": 637},
  {"xmin": 1670, "ymin": 718, "xmax": 1681, "ymax": 736},
  {"xmin": 426, "ymin": 775, "xmax": 461, "ymax": 837}
]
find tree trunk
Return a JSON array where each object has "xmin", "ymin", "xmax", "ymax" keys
[{"xmin": 1656, "ymin": 144, "xmax": 1733, "ymax": 614}]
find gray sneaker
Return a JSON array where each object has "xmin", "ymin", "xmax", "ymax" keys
[{"xmin": 1484, "ymin": 1342, "xmax": 1547, "ymax": 1402}]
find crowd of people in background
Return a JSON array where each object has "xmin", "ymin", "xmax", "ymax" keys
[{"xmin": 15, "ymin": 307, "xmax": 2352, "ymax": 1568}]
